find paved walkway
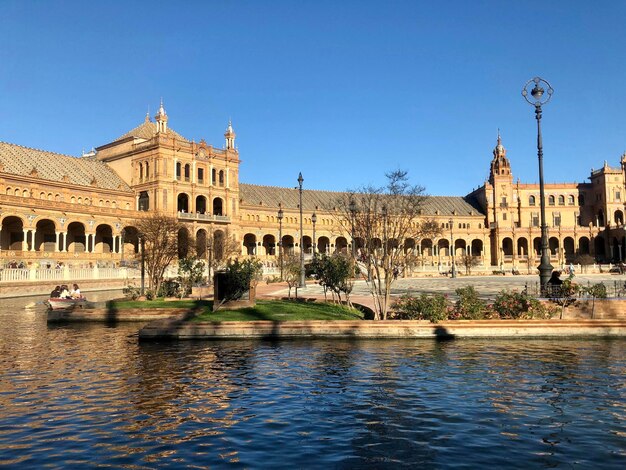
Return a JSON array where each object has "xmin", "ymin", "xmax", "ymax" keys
[{"xmin": 256, "ymin": 273, "xmax": 626, "ymax": 312}]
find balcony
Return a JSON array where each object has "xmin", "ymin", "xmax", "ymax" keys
[{"xmin": 178, "ymin": 211, "xmax": 231, "ymax": 222}]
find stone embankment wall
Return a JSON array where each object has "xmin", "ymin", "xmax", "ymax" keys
[
  {"xmin": 139, "ymin": 319, "xmax": 626, "ymax": 340},
  {"xmin": 0, "ymin": 279, "xmax": 127, "ymax": 298},
  {"xmin": 47, "ymin": 308, "xmax": 194, "ymax": 323}
]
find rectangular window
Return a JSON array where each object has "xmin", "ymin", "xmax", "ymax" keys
[
  {"xmin": 502, "ymin": 213, "xmax": 507, "ymax": 221},
  {"xmin": 198, "ymin": 168, "xmax": 204, "ymax": 183},
  {"xmin": 553, "ymin": 212, "xmax": 561, "ymax": 227},
  {"xmin": 616, "ymin": 191, "xmax": 621, "ymax": 201},
  {"xmin": 162, "ymin": 189, "xmax": 167, "ymax": 209},
  {"xmin": 532, "ymin": 213, "xmax": 539, "ymax": 227}
]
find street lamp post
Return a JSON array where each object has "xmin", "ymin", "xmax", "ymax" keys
[
  {"xmin": 277, "ymin": 206, "xmax": 283, "ymax": 281},
  {"xmin": 297, "ymin": 172, "xmax": 305, "ymax": 288},
  {"xmin": 349, "ymin": 199, "xmax": 357, "ymax": 257},
  {"xmin": 382, "ymin": 204, "xmax": 388, "ymax": 259},
  {"xmin": 312, "ymin": 212, "xmax": 317, "ymax": 256},
  {"xmin": 120, "ymin": 229, "xmax": 125, "ymax": 265},
  {"xmin": 449, "ymin": 219, "xmax": 457, "ymax": 278},
  {"xmin": 139, "ymin": 233, "xmax": 145, "ymax": 296},
  {"xmin": 523, "ymin": 77, "xmax": 554, "ymax": 291}
]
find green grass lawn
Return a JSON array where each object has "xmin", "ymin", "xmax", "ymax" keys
[
  {"xmin": 106, "ymin": 299, "xmax": 363, "ymax": 322},
  {"xmin": 192, "ymin": 300, "xmax": 363, "ymax": 322}
]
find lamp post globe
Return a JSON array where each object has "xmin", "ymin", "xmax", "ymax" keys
[{"xmin": 522, "ymin": 76, "xmax": 554, "ymax": 291}]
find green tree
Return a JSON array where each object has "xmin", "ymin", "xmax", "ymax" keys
[
  {"xmin": 178, "ymin": 256, "xmax": 206, "ymax": 298},
  {"xmin": 218, "ymin": 258, "xmax": 263, "ymax": 305}
]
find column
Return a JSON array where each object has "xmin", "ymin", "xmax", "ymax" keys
[
  {"xmin": 226, "ymin": 168, "xmax": 230, "ymax": 188},
  {"xmin": 87, "ymin": 233, "xmax": 93, "ymax": 253},
  {"xmin": 173, "ymin": 157, "xmax": 178, "ymax": 181},
  {"xmin": 29, "ymin": 230, "xmax": 35, "ymax": 251},
  {"xmin": 64, "ymin": 232, "xmax": 69, "ymax": 252},
  {"xmin": 55, "ymin": 231, "xmax": 60, "ymax": 253},
  {"xmin": 22, "ymin": 229, "xmax": 28, "ymax": 251}
]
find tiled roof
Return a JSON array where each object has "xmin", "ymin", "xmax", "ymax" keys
[
  {"xmin": 114, "ymin": 120, "xmax": 189, "ymax": 143},
  {"xmin": 0, "ymin": 141, "xmax": 132, "ymax": 192},
  {"xmin": 239, "ymin": 184, "xmax": 485, "ymax": 217}
]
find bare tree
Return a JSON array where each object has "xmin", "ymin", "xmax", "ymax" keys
[
  {"xmin": 206, "ymin": 229, "xmax": 242, "ymax": 282},
  {"xmin": 135, "ymin": 214, "xmax": 193, "ymax": 295},
  {"xmin": 459, "ymin": 253, "xmax": 480, "ymax": 275},
  {"xmin": 333, "ymin": 170, "xmax": 441, "ymax": 320}
]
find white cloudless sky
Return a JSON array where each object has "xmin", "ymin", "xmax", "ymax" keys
[{"xmin": 1, "ymin": 0, "xmax": 625, "ymax": 195}]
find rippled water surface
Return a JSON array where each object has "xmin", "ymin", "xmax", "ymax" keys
[{"xmin": 0, "ymin": 293, "xmax": 625, "ymax": 468}]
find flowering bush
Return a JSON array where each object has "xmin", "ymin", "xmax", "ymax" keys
[
  {"xmin": 392, "ymin": 293, "xmax": 448, "ymax": 323},
  {"xmin": 454, "ymin": 286, "xmax": 487, "ymax": 319},
  {"xmin": 492, "ymin": 290, "xmax": 556, "ymax": 319}
]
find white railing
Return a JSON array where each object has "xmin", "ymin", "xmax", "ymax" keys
[{"xmin": 0, "ymin": 266, "xmax": 142, "ymax": 284}]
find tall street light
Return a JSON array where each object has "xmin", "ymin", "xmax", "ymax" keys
[
  {"xmin": 523, "ymin": 77, "xmax": 554, "ymax": 290},
  {"xmin": 349, "ymin": 198, "xmax": 357, "ymax": 258},
  {"xmin": 277, "ymin": 205, "xmax": 284, "ymax": 281},
  {"xmin": 312, "ymin": 212, "xmax": 317, "ymax": 256},
  {"xmin": 297, "ymin": 172, "xmax": 306, "ymax": 288},
  {"xmin": 449, "ymin": 219, "xmax": 457, "ymax": 278},
  {"xmin": 139, "ymin": 233, "xmax": 145, "ymax": 296}
]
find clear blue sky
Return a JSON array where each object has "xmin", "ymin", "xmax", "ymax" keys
[{"xmin": 1, "ymin": 0, "xmax": 625, "ymax": 196}]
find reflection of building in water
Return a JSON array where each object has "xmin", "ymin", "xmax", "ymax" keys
[{"xmin": 2, "ymin": 104, "xmax": 626, "ymax": 269}]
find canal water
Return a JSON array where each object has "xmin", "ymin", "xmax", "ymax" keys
[{"xmin": 0, "ymin": 293, "xmax": 625, "ymax": 468}]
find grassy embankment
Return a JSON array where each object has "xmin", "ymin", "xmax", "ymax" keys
[{"xmin": 107, "ymin": 299, "xmax": 363, "ymax": 322}]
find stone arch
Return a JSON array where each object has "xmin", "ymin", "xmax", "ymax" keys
[
  {"xmin": 263, "ymin": 234, "xmax": 276, "ymax": 256},
  {"xmin": 122, "ymin": 225, "xmax": 139, "ymax": 256},
  {"xmin": 0, "ymin": 215, "xmax": 25, "ymax": 250},
  {"xmin": 563, "ymin": 237, "xmax": 575, "ymax": 259},
  {"xmin": 533, "ymin": 237, "xmax": 541, "ymax": 256},
  {"xmin": 243, "ymin": 233, "xmax": 257, "ymax": 255},
  {"xmin": 578, "ymin": 236, "xmax": 590, "ymax": 255},
  {"xmin": 66, "ymin": 221, "xmax": 86, "ymax": 253},
  {"xmin": 213, "ymin": 229, "xmax": 225, "ymax": 262},
  {"xmin": 177, "ymin": 193, "xmax": 189, "ymax": 212},
  {"xmin": 453, "ymin": 239, "xmax": 466, "ymax": 257},
  {"xmin": 303, "ymin": 235, "xmax": 312, "ymax": 253},
  {"xmin": 549, "ymin": 237, "xmax": 559, "ymax": 256},
  {"xmin": 421, "ymin": 239, "xmax": 433, "ymax": 256},
  {"xmin": 404, "ymin": 238, "xmax": 416, "ymax": 254},
  {"xmin": 196, "ymin": 195, "xmax": 207, "ymax": 214},
  {"xmin": 595, "ymin": 235, "xmax": 606, "ymax": 259},
  {"xmin": 502, "ymin": 237, "xmax": 513, "ymax": 256},
  {"xmin": 178, "ymin": 227, "xmax": 190, "ymax": 259},
  {"xmin": 95, "ymin": 224, "xmax": 113, "ymax": 253},
  {"xmin": 196, "ymin": 229, "xmax": 207, "ymax": 258},
  {"xmin": 470, "ymin": 239, "xmax": 483, "ymax": 257},
  {"xmin": 318, "ymin": 236, "xmax": 330, "ymax": 254},
  {"xmin": 437, "ymin": 238, "xmax": 449, "ymax": 256},
  {"xmin": 35, "ymin": 218, "xmax": 57, "ymax": 252},
  {"xmin": 282, "ymin": 235, "xmax": 295, "ymax": 255},
  {"xmin": 335, "ymin": 236, "xmax": 348, "ymax": 253},
  {"xmin": 615, "ymin": 210, "xmax": 624, "ymax": 225},
  {"xmin": 138, "ymin": 191, "xmax": 149, "ymax": 211},
  {"xmin": 213, "ymin": 197, "xmax": 224, "ymax": 216},
  {"xmin": 517, "ymin": 237, "xmax": 528, "ymax": 257}
]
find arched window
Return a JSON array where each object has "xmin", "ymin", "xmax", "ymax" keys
[
  {"xmin": 139, "ymin": 163, "xmax": 143, "ymax": 181},
  {"xmin": 176, "ymin": 162, "xmax": 182, "ymax": 180},
  {"xmin": 184, "ymin": 164, "xmax": 190, "ymax": 181},
  {"xmin": 548, "ymin": 195, "xmax": 555, "ymax": 206},
  {"xmin": 138, "ymin": 191, "xmax": 150, "ymax": 211},
  {"xmin": 219, "ymin": 170, "xmax": 225, "ymax": 186},
  {"xmin": 529, "ymin": 195, "xmax": 536, "ymax": 206},
  {"xmin": 212, "ymin": 168, "xmax": 216, "ymax": 184},
  {"xmin": 558, "ymin": 195, "xmax": 565, "ymax": 205},
  {"xmin": 568, "ymin": 195, "xmax": 575, "ymax": 205}
]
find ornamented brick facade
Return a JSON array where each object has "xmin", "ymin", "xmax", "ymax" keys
[{"xmin": 1, "ymin": 104, "xmax": 625, "ymax": 271}]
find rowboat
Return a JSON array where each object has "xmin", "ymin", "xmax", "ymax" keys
[{"xmin": 45, "ymin": 297, "xmax": 88, "ymax": 311}]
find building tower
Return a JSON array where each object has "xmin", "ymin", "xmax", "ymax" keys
[
  {"xmin": 224, "ymin": 120, "xmax": 236, "ymax": 150},
  {"xmin": 155, "ymin": 99, "xmax": 168, "ymax": 134}
]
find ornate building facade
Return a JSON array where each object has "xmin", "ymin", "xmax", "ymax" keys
[{"xmin": 1, "ymin": 104, "xmax": 625, "ymax": 272}]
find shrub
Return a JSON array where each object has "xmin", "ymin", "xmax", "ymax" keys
[
  {"xmin": 392, "ymin": 293, "xmax": 448, "ymax": 323},
  {"xmin": 454, "ymin": 286, "xmax": 486, "ymax": 319},
  {"xmin": 123, "ymin": 284, "xmax": 140, "ymax": 300},
  {"xmin": 492, "ymin": 290, "xmax": 556, "ymax": 319},
  {"xmin": 220, "ymin": 258, "xmax": 263, "ymax": 302}
]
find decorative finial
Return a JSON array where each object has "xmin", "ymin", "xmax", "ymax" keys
[{"xmin": 497, "ymin": 128, "xmax": 501, "ymax": 145}]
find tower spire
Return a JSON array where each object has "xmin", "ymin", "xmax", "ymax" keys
[
  {"xmin": 154, "ymin": 99, "xmax": 168, "ymax": 133},
  {"xmin": 224, "ymin": 118, "xmax": 236, "ymax": 150}
]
